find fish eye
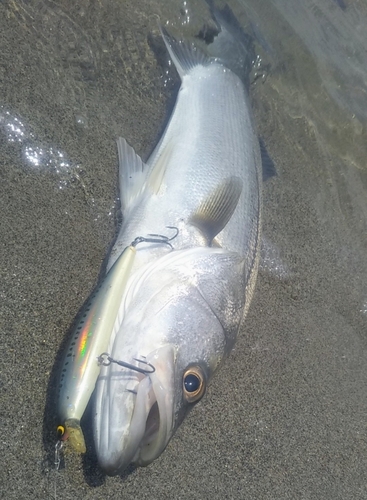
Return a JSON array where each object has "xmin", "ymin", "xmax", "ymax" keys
[{"xmin": 183, "ymin": 366, "xmax": 206, "ymax": 403}]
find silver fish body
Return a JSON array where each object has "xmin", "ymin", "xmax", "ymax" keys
[{"xmin": 94, "ymin": 13, "xmax": 262, "ymax": 475}]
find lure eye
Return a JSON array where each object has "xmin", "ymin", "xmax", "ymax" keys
[
  {"xmin": 57, "ymin": 425, "xmax": 65, "ymax": 437},
  {"xmin": 183, "ymin": 366, "xmax": 206, "ymax": 403}
]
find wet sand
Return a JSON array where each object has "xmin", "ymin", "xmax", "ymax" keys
[{"xmin": 1, "ymin": 1, "xmax": 367, "ymax": 499}]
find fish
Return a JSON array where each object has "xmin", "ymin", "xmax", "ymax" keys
[{"xmin": 92, "ymin": 5, "xmax": 263, "ymax": 476}]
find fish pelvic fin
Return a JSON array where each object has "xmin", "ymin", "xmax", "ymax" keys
[{"xmin": 190, "ymin": 176, "xmax": 243, "ymax": 245}]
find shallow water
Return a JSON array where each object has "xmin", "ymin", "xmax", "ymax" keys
[{"xmin": 1, "ymin": 1, "xmax": 366, "ymax": 498}]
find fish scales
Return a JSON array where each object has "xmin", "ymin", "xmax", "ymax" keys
[{"xmin": 109, "ymin": 63, "xmax": 261, "ymax": 278}]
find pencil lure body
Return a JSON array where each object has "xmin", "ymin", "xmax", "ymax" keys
[
  {"xmin": 57, "ymin": 244, "xmax": 136, "ymax": 452},
  {"xmin": 93, "ymin": 7, "xmax": 263, "ymax": 476}
]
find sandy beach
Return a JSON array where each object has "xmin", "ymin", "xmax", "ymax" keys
[{"xmin": 1, "ymin": 1, "xmax": 367, "ymax": 498}]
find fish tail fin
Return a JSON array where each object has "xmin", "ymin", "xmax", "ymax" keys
[
  {"xmin": 159, "ymin": 26, "xmax": 213, "ymax": 79},
  {"xmin": 205, "ymin": 2, "xmax": 255, "ymax": 84},
  {"xmin": 160, "ymin": 3, "xmax": 254, "ymax": 84}
]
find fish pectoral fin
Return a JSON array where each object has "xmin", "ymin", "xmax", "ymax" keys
[
  {"xmin": 117, "ymin": 137, "xmax": 149, "ymax": 211},
  {"xmin": 190, "ymin": 176, "xmax": 243, "ymax": 244}
]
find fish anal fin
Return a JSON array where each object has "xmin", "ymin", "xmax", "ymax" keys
[
  {"xmin": 117, "ymin": 137, "xmax": 148, "ymax": 211},
  {"xmin": 190, "ymin": 176, "xmax": 243, "ymax": 244},
  {"xmin": 117, "ymin": 136, "xmax": 174, "ymax": 210}
]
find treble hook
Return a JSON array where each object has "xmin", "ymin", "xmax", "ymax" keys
[
  {"xmin": 97, "ymin": 352, "xmax": 155, "ymax": 375},
  {"xmin": 131, "ymin": 226, "xmax": 179, "ymax": 250},
  {"xmin": 54, "ymin": 440, "xmax": 64, "ymax": 471}
]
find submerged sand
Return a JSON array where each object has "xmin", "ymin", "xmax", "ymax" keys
[{"xmin": 1, "ymin": 1, "xmax": 367, "ymax": 499}]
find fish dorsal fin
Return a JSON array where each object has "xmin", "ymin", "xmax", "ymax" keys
[
  {"xmin": 159, "ymin": 25, "xmax": 213, "ymax": 79},
  {"xmin": 117, "ymin": 137, "xmax": 148, "ymax": 211},
  {"xmin": 190, "ymin": 176, "xmax": 243, "ymax": 244},
  {"xmin": 259, "ymin": 137, "xmax": 277, "ymax": 181}
]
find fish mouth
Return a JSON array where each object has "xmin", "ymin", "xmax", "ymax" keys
[{"xmin": 94, "ymin": 345, "xmax": 175, "ymax": 476}]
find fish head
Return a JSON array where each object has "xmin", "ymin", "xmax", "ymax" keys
[{"xmin": 94, "ymin": 248, "xmax": 246, "ymax": 475}]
